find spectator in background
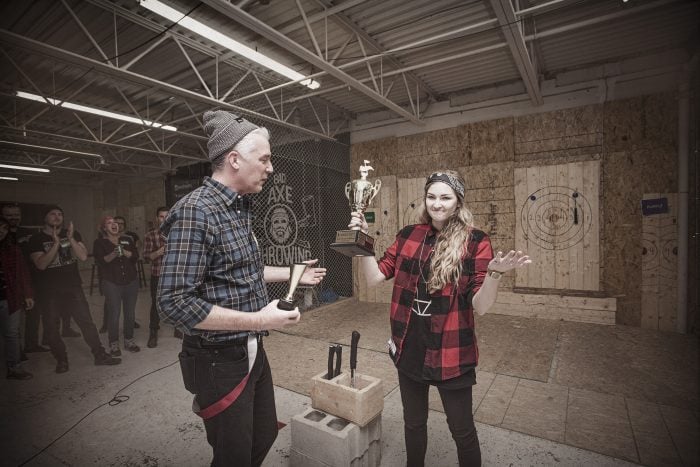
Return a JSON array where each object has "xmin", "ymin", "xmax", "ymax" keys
[
  {"xmin": 114, "ymin": 216, "xmax": 140, "ymax": 248},
  {"xmin": 0, "ymin": 216, "xmax": 34, "ymax": 380},
  {"xmin": 1, "ymin": 203, "xmax": 48, "ymax": 355},
  {"xmin": 93, "ymin": 217, "xmax": 140, "ymax": 356},
  {"xmin": 113, "ymin": 215, "xmax": 141, "ymax": 329},
  {"xmin": 142, "ymin": 206, "xmax": 168, "ymax": 348},
  {"xmin": 28, "ymin": 206, "xmax": 120, "ymax": 373},
  {"xmin": 1, "ymin": 203, "xmax": 35, "ymax": 248}
]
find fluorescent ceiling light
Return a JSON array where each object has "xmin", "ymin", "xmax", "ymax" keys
[
  {"xmin": 139, "ymin": 0, "xmax": 320, "ymax": 90},
  {"xmin": 15, "ymin": 91, "xmax": 178, "ymax": 131},
  {"xmin": 0, "ymin": 163, "xmax": 50, "ymax": 173},
  {"xmin": 0, "ymin": 176, "xmax": 19, "ymax": 181}
]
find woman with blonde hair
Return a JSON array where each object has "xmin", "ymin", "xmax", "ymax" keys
[{"xmin": 350, "ymin": 170, "xmax": 530, "ymax": 466}]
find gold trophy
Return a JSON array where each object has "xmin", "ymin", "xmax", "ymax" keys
[
  {"xmin": 278, "ymin": 263, "xmax": 308, "ymax": 310},
  {"xmin": 330, "ymin": 160, "xmax": 382, "ymax": 256}
]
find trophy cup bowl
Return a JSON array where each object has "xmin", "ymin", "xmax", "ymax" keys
[
  {"xmin": 278, "ymin": 263, "xmax": 308, "ymax": 311},
  {"xmin": 330, "ymin": 163, "xmax": 382, "ymax": 257}
]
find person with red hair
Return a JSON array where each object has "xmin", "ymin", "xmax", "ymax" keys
[{"xmin": 93, "ymin": 217, "xmax": 140, "ymax": 356}]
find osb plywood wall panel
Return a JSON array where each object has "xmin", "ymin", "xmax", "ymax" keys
[
  {"xmin": 350, "ymin": 118, "xmax": 514, "ymax": 177},
  {"xmin": 601, "ymin": 96, "xmax": 677, "ymax": 325},
  {"xmin": 514, "ymin": 105, "xmax": 602, "ymax": 163},
  {"xmin": 514, "ymin": 161, "xmax": 600, "ymax": 291},
  {"xmin": 641, "ymin": 193, "xmax": 678, "ymax": 332},
  {"xmin": 351, "ymin": 93, "xmax": 679, "ymax": 326}
]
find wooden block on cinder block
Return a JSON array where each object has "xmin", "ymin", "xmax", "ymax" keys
[{"xmin": 310, "ymin": 371, "xmax": 383, "ymax": 427}]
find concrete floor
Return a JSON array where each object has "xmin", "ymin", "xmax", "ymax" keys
[{"xmin": 2, "ymin": 284, "xmax": 698, "ymax": 466}]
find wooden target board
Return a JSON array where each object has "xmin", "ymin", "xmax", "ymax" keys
[
  {"xmin": 514, "ymin": 161, "xmax": 600, "ymax": 291},
  {"xmin": 398, "ymin": 176, "xmax": 425, "ymax": 229},
  {"xmin": 640, "ymin": 193, "xmax": 677, "ymax": 332}
]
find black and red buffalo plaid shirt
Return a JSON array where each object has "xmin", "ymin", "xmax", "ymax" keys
[
  {"xmin": 377, "ymin": 224, "xmax": 493, "ymax": 381},
  {"xmin": 0, "ymin": 242, "xmax": 33, "ymax": 314}
]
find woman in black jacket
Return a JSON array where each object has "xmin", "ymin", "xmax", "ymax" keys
[{"xmin": 93, "ymin": 217, "xmax": 140, "ymax": 356}]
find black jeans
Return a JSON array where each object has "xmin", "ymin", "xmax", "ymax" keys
[
  {"xmin": 180, "ymin": 336, "xmax": 278, "ymax": 467},
  {"xmin": 398, "ymin": 371, "xmax": 481, "ymax": 467},
  {"xmin": 149, "ymin": 275, "xmax": 160, "ymax": 331},
  {"xmin": 40, "ymin": 286, "xmax": 104, "ymax": 362}
]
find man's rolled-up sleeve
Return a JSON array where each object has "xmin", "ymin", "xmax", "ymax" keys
[{"xmin": 157, "ymin": 204, "xmax": 214, "ymax": 332}]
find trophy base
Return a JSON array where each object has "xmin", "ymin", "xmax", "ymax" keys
[
  {"xmin": 330, "ymin": 230, "xmax": 375, "ymax": 257},
  {"xmin": 278, "ymin": 298, "xmax": 295, "ymax": 311}
]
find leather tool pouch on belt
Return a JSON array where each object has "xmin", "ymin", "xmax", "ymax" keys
[{"xmin": 178, "ymin": 351, "xmax": 197, "ymax": 394}]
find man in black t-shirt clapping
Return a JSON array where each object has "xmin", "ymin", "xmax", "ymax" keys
[{"xmin": 28, "ymin": 205, "xmax": 120, "ymax": 373}]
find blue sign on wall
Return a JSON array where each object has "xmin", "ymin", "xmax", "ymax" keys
[{"xmin": 641, "ymin": 197, "xmax": 669, "ymax": 216}]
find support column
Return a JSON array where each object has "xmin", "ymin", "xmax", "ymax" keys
[{"xmin": 677, "ymin": 75, "xmax": 690, "ymax": 333}]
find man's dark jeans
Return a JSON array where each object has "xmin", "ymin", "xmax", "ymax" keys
[
  {"xmin": 24, "ymin": 301, "xmax": 45, "ymax": 349},
  {"xmin": 40, "ymin": 286, "xmax": 104, "ymax": 361},
  {"xmin": 180, "ymin": 336, "xmax": 278, "ymax": 467},
  {"xmin": 149, "ymin": 275, "xmax": 160, "ymax": 331}
]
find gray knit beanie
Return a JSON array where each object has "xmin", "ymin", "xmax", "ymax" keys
[{"xmin": 203, "ymin": 110, "xmax": 259, "ymax": 161}]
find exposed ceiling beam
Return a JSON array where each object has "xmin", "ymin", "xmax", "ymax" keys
[
  {"xmin": 232, "ymin": 18, "xmax": 499, "ymax": 103},
  {"xmin": 0, "ymin": 125, "xmax": 203, "ymax": 162},
  {"xmin": 489, "ymin": 0, "xmax": 543, "ymax": 105},
  {"xmin": 199, "ymin": 0, "xmax": 424, "ymax": 125},
  {"xmin": 311, "ymin": 0, "xmax": 437, "ymax": 102},
  {"xmin": 279, "ymin": 0, "xmax": 367, "ymax": 35},
  {"xmin": 0, "ymin": 28, "xmax": 338, "ymax": 141},
  {"xmin": 84, "ymin": 0, "xmax": 351, "ymax": 122},
  {"xmin": 0, "ymin": 140, "xmax": 105, "ymax": 163}
]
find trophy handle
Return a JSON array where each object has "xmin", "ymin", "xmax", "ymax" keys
[
  {"xmin": 344, "ymin": 181, "xmax": 352, "ymax": 201},
  {"xmin": 369, "ymin": 179, "xmax": 382, "ymax": 203}
]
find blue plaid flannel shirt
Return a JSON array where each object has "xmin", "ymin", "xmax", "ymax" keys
[{"xmin": 157, "ymin": 177, "xmax": 268, "ymax": 342}]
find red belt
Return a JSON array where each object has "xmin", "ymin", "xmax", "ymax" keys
[
  {"xmin": 195, "ymin": 373, "xmax": 251, "ymax": 419},
  {"xmin": 189, "ymin": 334, "xmax": 264, "ymax": 419}
]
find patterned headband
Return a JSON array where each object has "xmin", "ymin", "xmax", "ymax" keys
[{"xmin": 425, "ymin": 172, "xmax": 465, "ymax": 198}]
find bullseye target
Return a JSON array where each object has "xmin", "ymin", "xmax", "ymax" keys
[
  {"xmin": 641, "ymin": 234, "xmax": 659, "ymax": 266},
  {"xmin": 520, "ymin": 186, "xmax": 592, "ymax": 250}
]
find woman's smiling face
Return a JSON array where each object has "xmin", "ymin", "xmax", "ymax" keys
[{"xmin": 425, "ymin": 182, "xmax": 459, "ymax": 229}]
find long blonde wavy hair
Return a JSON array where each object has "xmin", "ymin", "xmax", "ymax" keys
[{"xmin": 418, "ymin": 170, "xmax": 474, "ymax": 293}]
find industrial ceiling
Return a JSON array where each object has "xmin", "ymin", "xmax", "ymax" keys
[{"xmin": 0, "ymin": 0, "xmax": 697, "ymax": 183}]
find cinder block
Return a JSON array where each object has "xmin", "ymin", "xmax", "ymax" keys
[
  {"xmin": 290, "ymin": 408, "xmax": 382, "ymax": 467},
  {"xmin": 310, "ymin": 371, "xmax": 383, "ymax": 427},
  {"xmin": 290, "ymin": 441, "xmax": 381, "ymax": 467}
]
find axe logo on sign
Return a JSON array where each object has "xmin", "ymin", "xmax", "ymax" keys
[
  {"xmin": 262, "ymin": 172, "xmax": 311, "ymax": 265},
  {"xmin": 266, "ymin": 204, "xmax": 296, "ymax": 245}
]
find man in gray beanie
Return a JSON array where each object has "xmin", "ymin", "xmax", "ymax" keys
[{"xmin": 158, "ymin": 110, "xmax": 326, "ymax": 466}]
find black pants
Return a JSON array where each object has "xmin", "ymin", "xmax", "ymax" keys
[
  {"xmin": 149, "ymin": 275, "xmax": 160, "ymax": 331},
  {"xmin": 398, "ymin": 371, "xmax": 481, "ymax": 467},
  {"xmin": 40, "ymin": 286, "xmax": 104, "ymax": 362},
  {"xmin": 180, "ymin": 336, "xmax": 278, "ymax": 467}
]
